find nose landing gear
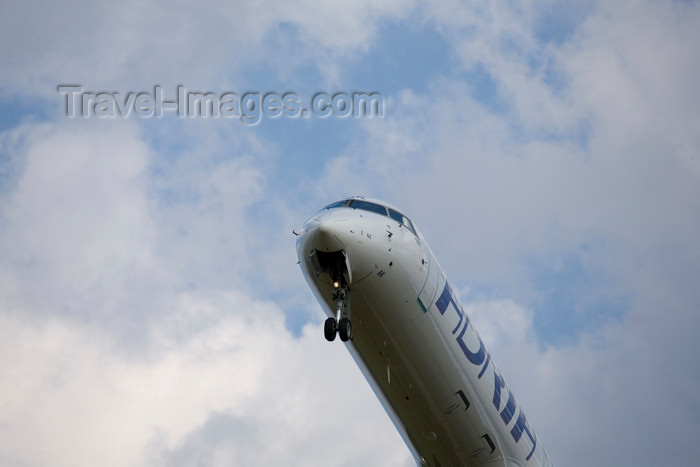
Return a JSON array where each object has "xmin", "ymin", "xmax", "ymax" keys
[{"xmin": 325, "ymin": 283, "xmax": 352, "ymax": 342}]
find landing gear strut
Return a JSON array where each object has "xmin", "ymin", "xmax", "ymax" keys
[{"xmin": 325, "ymin": 283, "xmax": 352, "ymax": 342}]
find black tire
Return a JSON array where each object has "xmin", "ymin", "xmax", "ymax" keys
[
  {"xmin": 324, "ymin": 317, "xmax": 337, "ymax": 341},
  {"xmin": 338, "ymin": 318, "xmax": 352, "ymax": 342}
]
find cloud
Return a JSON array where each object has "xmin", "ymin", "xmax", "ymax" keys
[
  {"xmin": 0, "ymin": 119, "xmax": 270, "ymax": 336},
  {"xmin": 0, "ymin": 121, "xmax": 164, "ymax": 333},
  {"xmin": 0, "ymin": 0, "xmax": 416, "ymax": 97},
  {"xmin": 0, "ymin": 116, "xmax": 410, "ymax": 466},
  {"xmin": 0, "ymin": 291, "xmax": 412, "ymax": 467},
  {"xmin": 463, "ymin": 285, "xmax": 700, "ymax": 465}
]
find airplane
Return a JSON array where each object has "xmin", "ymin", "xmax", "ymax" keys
[{"xmin": 296, "ymin": 196, "xmax": 554, "ymax": 466}]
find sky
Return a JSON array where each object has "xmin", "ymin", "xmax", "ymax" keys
[{"xmin": 1, "ymin": 1, "xmax": 699, "ymax": 466}]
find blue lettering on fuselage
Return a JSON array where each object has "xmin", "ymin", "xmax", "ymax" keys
[
  {"xmin": 436, "ymin": 282, "xmax": 464, "ymax": 334},
  {"xmin": 434, "ymin": 281, "xmax": 537, "ymax": 461},
  {"xmin": 436, "ymin": 281, "xmax": 490, "ymax": 372}
]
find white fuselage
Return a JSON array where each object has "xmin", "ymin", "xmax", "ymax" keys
[{"xmin": 296, "ymin": 198, "xmax": 553, "ymax": 467}]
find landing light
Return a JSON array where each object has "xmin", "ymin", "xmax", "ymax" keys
[{"xmin": 333, "ymin": 281, "xmax": 340, "ymax": 288}]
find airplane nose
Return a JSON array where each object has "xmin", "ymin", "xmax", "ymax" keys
[{"xmin": 313, "ymin": 220, "xmax": 346, "ymax": 252}]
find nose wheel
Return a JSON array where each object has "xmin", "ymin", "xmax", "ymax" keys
[
  {"xmin": 324, "ymin": 317, "xmax": 352, "ymax": 342},
  {"xmin": 324, "ymin": 317, "xmax": 338, "ymax": 341},
  {"xmin": 325, "ymin": 284, "xmax": 352, "ymax": 342}
]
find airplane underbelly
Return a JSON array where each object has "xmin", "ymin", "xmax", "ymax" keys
[{"xmin": 346, "ymin": 270, "xmax": 509, "ymax": 467}]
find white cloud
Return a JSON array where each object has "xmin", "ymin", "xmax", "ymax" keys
[
  {"xmin": 0, "ymin": 121, "xmax": 165, "ymax": 329},
  {"xmin": 0, "ymin": 116, "xmax": 410, "ymax": 465},
  {"xmin": 0, "ymin": 292, "xmax": 412, "ymax": 467},
  {"xmin": 0, "ymin": 119, "xmax": 272, "ymax": 332},
  {"xmin": 0, "ymin": 0, "xmax": 416, "ymax": 96}
]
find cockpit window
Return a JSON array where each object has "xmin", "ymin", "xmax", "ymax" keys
[
  {"xmin": 346, "ymin": 199, "xmax": 388, "ymax": 216},
  {"xmin": 388, "ymin": 208, "xmax": 417, "ymax": 235},
  {"xmin": 322, "ymin": 198, "xmax": 418, "ymax": 236},
  {"xmin": 323, "ymin": 200, "xmax": 347, "ymax": 210}
]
